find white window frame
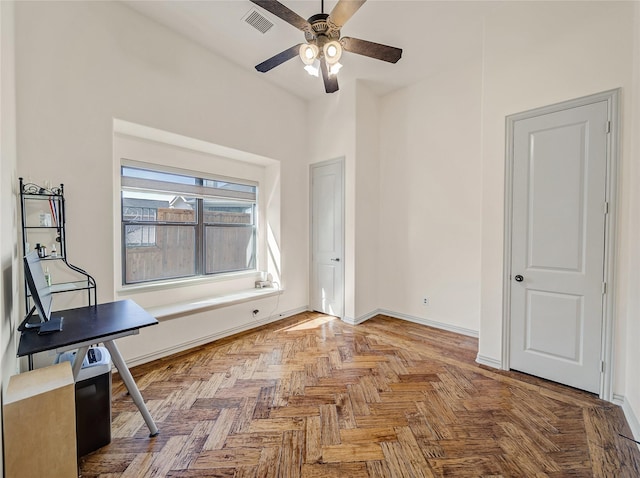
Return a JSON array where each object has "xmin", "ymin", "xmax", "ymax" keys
[{"xmin": 121, "ymin": 164, "xmax": 258, "ymax": 285}]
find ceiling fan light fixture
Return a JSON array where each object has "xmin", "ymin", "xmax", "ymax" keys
[
  {"xmin": 323, "ymin": 40, "xmax": 343, "ymax": 64},
  {"xmin": 250, "ymin": 0, "xmax": 403, "ymax": 94},
  {"xmin": 328, "ymin": 62, "xmax": 343, "ymax": 76},
  {"xmin": 299, "ymin": 44, "xmax": 319, "ymax": 65},
  {"xmin": 304, "ymin": 59, "xmax": 321, "ymax": 77}
]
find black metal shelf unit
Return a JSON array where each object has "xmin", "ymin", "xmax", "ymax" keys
[{"xmin": 19, "ymin": 178, "xmax": 97, "ymax": 317}]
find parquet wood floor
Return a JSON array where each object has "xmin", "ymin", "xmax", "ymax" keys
[{"xmin": 78, "ymin": 312, "xmax": 640, "ymax": 477}]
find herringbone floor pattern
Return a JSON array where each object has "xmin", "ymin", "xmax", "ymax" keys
[{"xmin": 79, "ymin": 312, "xmax": 640, "ymax": 477}]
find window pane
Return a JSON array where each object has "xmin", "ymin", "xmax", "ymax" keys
[
  {"xmin": 125, "ymin": 224, "xmax": 157, "ymax": 247},
  {"xmin": 122, "ymin": 166, "xmax": 198, "ymax": 186},
  {"xmin": 122, "ymin": 167, "xmax": 256, "ymax": 200},
  {"xmin": 203, "ymin": 179, "xmax": 256, "ymax": 195},
  {"xmin": 125, "ymin": 225, "xmax": 196, "ymax": 283},
  {"xmin": 203, "ymin": 199, "xmax": 254, "ymax": 225},
  {"xmin": 205, "ymin": 226, "xmax": 255, "ymax": 274},
  {"xmin": 122, "ymin": 191, "xmax": 197, "ymax": 224}
]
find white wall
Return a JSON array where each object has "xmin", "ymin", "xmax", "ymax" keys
[
  {"xmin": 379, "ymin": 53, "xmax": 483, "ymax": 334},
  {"xmin": 354, "ymin": 82, "xmax": 380, "ymax": 320},
  {"xmin": 15, "ymin": 1, "xmax": 309, "ymax": 365},
  {"xmin": 1, "ymin": 0, "xmax": 18, "ymax": 472}
]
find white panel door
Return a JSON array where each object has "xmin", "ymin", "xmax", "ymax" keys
[
  {"xmin": 310, "ymin": 160, "xmax": 344, "ymax": 317},
  {"xmin": 510, "ymin": 100, "xmax": 608, "ymax": 394}
]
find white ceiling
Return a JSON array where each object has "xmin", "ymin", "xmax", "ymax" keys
[{"xmin": 122, "ymin": 0, "xmax": 488, "ymax": 100}]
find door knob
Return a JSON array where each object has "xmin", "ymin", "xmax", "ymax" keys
[
  {"xmin": 330, "ymin": 258, "xmax": 340, "ymax": 262},
  {"xmin": 514, "ymin": 275, "xmax": 524, "ymax": 282}
]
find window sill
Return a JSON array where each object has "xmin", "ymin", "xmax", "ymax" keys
[
  {"xmin": 146, "ymin": 287, "xmax": 282, "ymax": 320},
  {"xmin": 117, "ymin": 270, "xmax": 261, "ymax": 295}
]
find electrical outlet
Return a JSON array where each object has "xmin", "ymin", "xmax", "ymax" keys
[{"xmin": 422, "ymin": 297, "xmax": 429, "ymax": 306}]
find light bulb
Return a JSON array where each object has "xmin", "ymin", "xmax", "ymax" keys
[
  {"xmin": 323, "ymin": 40, "xmax": 343, "ymax": 65},
  {"xmin": 299, "ymin": 44, "xmax": 319, "ymax": 65}
]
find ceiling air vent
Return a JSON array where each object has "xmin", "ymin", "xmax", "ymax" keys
[{"xmin": 243, "ymin": 9, "xmax": 274, "ymax": 34}]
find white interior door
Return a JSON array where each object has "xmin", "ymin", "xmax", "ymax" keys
[
  {"xmin": 509, "ymin": 100, "xmax": 609, "ymax": 394},
  {"xmin": 310, "ymin": 159, "xmax": 344, "ymax": 317}
]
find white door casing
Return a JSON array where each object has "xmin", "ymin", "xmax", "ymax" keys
[
  {"xmin": 504, "ymin": 91, "xmax": 618, "ymax": 396},
  {"xmin": 310, "ymin": 159, "xmax": 344, "ymax": 317}
]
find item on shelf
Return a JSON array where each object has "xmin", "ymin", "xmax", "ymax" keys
[
  {"xmin": 50, "ymin": 244, "xmax": 57, "ymax": 257},
  {"xmin": 39, "ymin": 212, "xmax": 52, "ymax": 227},
  {"xmin": 44, "ymin": 267, "xmax": 51, "ymax": 287}
]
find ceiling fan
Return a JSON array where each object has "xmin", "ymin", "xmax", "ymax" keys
[{"xmin": 250, "ymin": 0, "xmax": 402, "ymax": 93}]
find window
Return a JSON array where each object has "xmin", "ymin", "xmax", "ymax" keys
[{"xmin": 121, "ymin": 165, "xmax": 257, "ymax": 285}]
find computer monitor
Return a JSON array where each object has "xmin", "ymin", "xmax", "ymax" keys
[{"xmin": 19, "ymin": 251, "xmax": 61, "ymax": 332}]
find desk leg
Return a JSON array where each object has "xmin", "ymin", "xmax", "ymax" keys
[
  {"xmin": 103, "ymin": 340, "xmax": 159, "ymax": 437},
  {"xmin": 72, "ymin": 345, "xmax": 90, "ymax": 380}
]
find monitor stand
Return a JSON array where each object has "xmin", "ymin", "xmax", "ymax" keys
[
  {"xmin": 38, "ymin": 317, "xmax": 63, "ymax": 335},
  {"xmin": 18, "ymin": 307, "xmax": 63, "ymax": 334},
  {"xmin": 18, "ymin": 306, "xmax": 41, "ymax": 331}
]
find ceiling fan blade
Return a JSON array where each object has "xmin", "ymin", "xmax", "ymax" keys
[
  {"xmin": 341, "ymin": 37, "xmax": 402, "ymax": 63},
  {"xmin": 255, "ymin": 44, "xmax": 303, "ymax": 73},
  {"xmin": 328, "ymin": 0, "xmax": 366, "ymax": 29},
  {"xmin": 320, "ymin": 60, "xmax": 339, "ymax": 93},
  {"xmin": 250, "ymin": 0, "xmax": 311, "ymax": 32}
]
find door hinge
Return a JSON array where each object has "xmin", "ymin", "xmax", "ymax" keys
[
  {"xmin": 602, "ymin": 282, "xmax": 607, "ymax": 294},
  {"xmin": 606, "ymin": 121, "xmax": 611, "ymax": 133},
  {"xmin": 601, "ymin": 361, "xmax": 605, "ymax": 373},
  {"xmin": 604, "ymin": 201, "xmax": 609, "ymax": 214}
]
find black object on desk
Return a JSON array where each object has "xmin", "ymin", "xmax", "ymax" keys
[
  {"xmin": 37, "ymin": 316, "xmax": 63, "ymax": 334},
  {"xmin": 18, "ymin": 299, "xmax": 159, "ymax": 437}
]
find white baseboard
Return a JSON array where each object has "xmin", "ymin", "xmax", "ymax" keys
[
  {"xmin": 376, "ymin": 309, "xmax": 479, "ymax": 338},
  {"xmin": 614, "ymin": 394, "xmax": 640, "ymax": 450},
  {"xmin": 612, "ymin": 393, "xmax": 625, "ymax": 406},
  {"xmin": 476, "ymin": 354, "xmax": 503, "ymax": 369},
  {"xmin": 342, "ymin": 308, "xmax": 479, "ymax": 337},
  {"xmin": 125, "ymin": 305, "xmax": 307, "ymax": 368},
  {"xmin": 342, "ymin": 309, "xmax": 379, "ymax": 325}
]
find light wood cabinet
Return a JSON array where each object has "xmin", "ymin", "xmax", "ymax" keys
[{"xmin": 3, "ymin": 362, "xmax": 77, "ymax": 478}]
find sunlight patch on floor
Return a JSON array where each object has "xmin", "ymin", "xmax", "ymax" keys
[{"xmin": 284, "ymin": 316, "xmax": 337, "ymax": 332}]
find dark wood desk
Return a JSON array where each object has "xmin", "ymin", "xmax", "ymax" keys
[{"xmin": 18, "ymin": 299, "xmax": 159, "ymax": 436}]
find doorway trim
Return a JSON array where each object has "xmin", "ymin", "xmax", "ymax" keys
[
  {"xmin": 501, "ymin": 89, "xmax": 620, "ymax": 401},
  {"xmin": 309, "ymin": 157, "xmax": 345, "ymax": 319}
]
